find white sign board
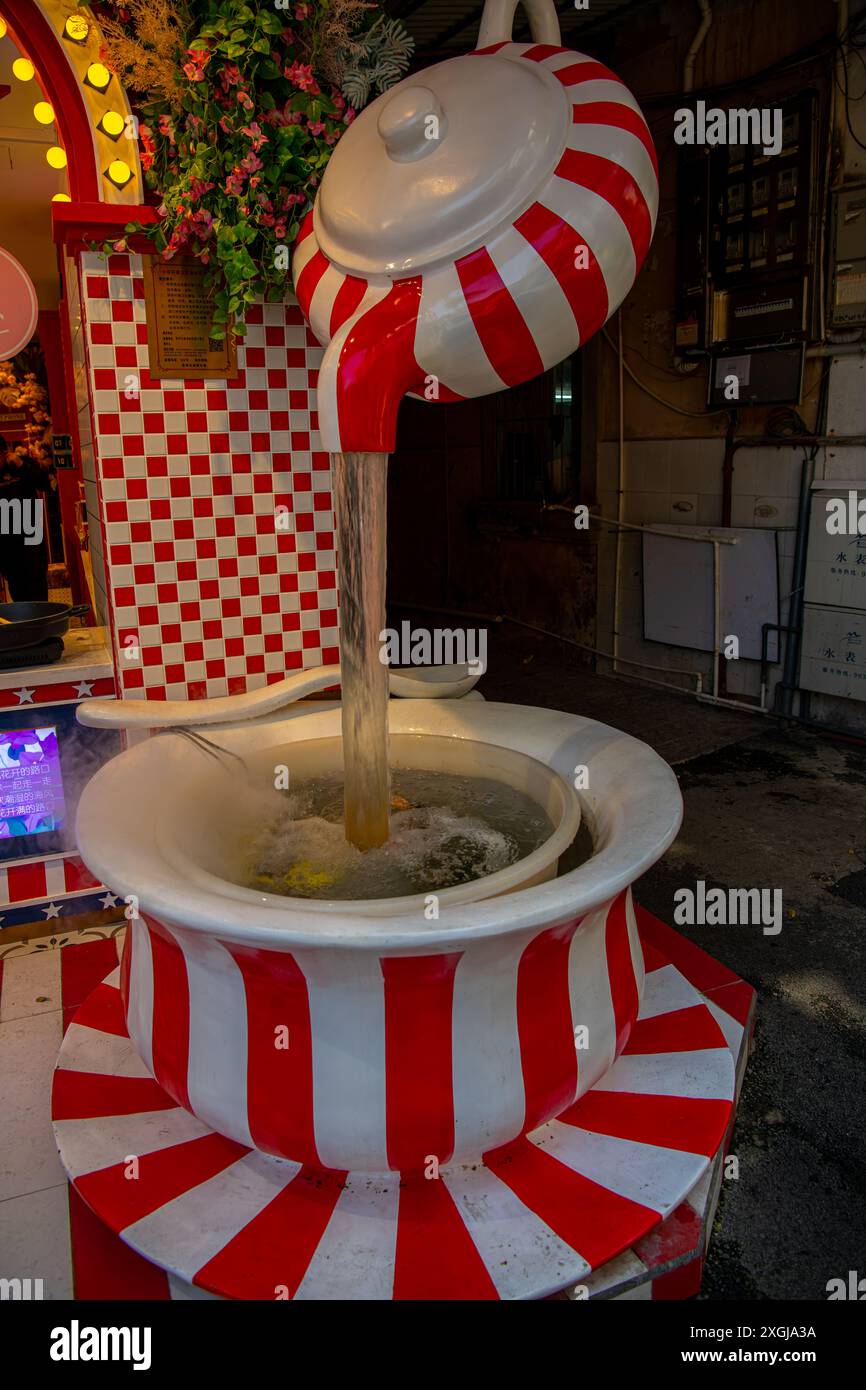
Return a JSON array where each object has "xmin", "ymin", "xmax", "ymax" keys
[
  {"xmin": 801, "ymin": 603, "xmax": 866, "ymax": 700},
  {"xmin": 805, "ymin": 484, "xmax": 866, "ymax": 610},
  {"xmin": 642, "ymin": 526, "xmax": 780, "ymax": 661}
]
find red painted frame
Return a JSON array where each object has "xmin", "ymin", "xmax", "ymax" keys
[
  {"xmin": 0, "ymin": 0, "xmax": 100, "ymax": 203},
  {"xmin": 50, "ymin": 202, "xmax": 157, "ymax": 253}
]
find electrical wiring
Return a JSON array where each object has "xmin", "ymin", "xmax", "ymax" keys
[
  {"xmin": 614, "ymin": 333, "xmax": 696, "ymax": 381},
  {"xmin": 764, "ymin": 407, "xmax": 811, "ymax": 438},
  {"xmin": 801, "ymin": 360, "xmax": 833, "ymax": 404},
  {"xmin": 601, "ymin": 329, "xmax": 729, "ymax": 418},
  {"xmin": 834, "ymin": 11, "xmax": 866, "ymax": 150}
]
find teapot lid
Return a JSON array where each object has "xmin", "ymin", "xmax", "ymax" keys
[{"xmin": 314, "ymin": 52, "xmax": 570, "ymax": 278}]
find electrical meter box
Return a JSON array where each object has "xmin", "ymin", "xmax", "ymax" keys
[
  {"xmin": 801, "ymin": 483, "xmax": 866, "ymax": 702},
  {"xmin": 829, "ymin": 184, "xmax": 866, "ymax": 328}
]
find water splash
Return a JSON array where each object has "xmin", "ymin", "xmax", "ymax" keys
[{"xmin": 244, "ymin": 769, "xmax": 554, "ymax": 901}]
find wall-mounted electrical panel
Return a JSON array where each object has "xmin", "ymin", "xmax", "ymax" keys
[
  {"xmin": 707, "ymin": 341, "xmax": 805, "ymax": 407},
  {"xmin": 676, "ymin": 90, "xmax": 823, "ymax": 375},
  {"xmin": 829, "ymin": 184, "xmax": 866, "ymax": 329}
]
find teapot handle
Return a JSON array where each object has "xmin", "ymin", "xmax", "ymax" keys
[{"xmin": 476, "ymin": 0, "xmax": 562, "ymax": 48}]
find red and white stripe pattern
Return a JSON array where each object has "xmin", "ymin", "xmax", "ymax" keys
[
  {"xmin": 51, "ymin": 927, "xmax": 735, "ymax": 1300},
  {"xmin": 293, "ymin": 43, "xmax": 657, "ymax": 452},
  {"xmin": 0, "ymin": 854, "xmax": 102, "ymax": 908},
  {"xmin": 115, "ymin": 889, "xmax": 646, "ymax": 1172}
]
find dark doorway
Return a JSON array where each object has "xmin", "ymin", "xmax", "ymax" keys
[{"xmin": 386, "ymin": 352, "xmax": 596, "ymax": 647}]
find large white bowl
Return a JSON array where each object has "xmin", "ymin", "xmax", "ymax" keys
[{"xmin": 76, "ymin": 700, "xmax": 682, "ymax": 1170}]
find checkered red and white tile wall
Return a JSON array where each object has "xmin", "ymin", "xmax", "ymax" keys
[{"xmin": 78, "ymin": 250, "xmax": 338, "ymax": 702}]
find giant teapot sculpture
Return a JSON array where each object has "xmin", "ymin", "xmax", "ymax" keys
[{"xmin": 292, "ymin": 0, "xmax": 658, "ymax": 451}]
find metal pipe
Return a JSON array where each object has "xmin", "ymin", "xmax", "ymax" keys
[
  {"xmin": 778, "ymin": 452, "xmax": 817, "ymax": 715},
  {"xmin": 834, "ymin": 0, "xmax": 850, "ymax": 180},
  {"xmin": 733, "ymin": 434, "xmax": 866, "ymax": 447},
  {"xmin": 806, "ymin": 344, "xmax": 866, "ymax": 357},
  {"xmin": 684, "ymin": 0, "xmax": 713, "ymax": 92},
  {"xmin": 542, "ymin": 505, "xmax": 738, "ymax": 543},
  {"xmin": 712, "ymin": 538, "xmax": 721, "ymax": 699},
  {"xmin": 721, "ymin": 411, "xmax": 737, "ymax": 527},
  {"xmin": 697, "ymin": 692, "xmax": 770, "ymax": 715},
  {"xmin": 612, "ymin": 310, "xmax": 626, "ymax": 679},
  {"xmin": 760, "ymin": 622, "xmax": 800, "ymax": 712}
]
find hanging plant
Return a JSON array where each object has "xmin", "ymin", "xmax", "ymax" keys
[{"xmin": 97, "ymin": 0, "xmax": 413, "ymax": 337}]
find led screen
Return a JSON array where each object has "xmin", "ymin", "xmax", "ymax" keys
[{"xmin": 0, "ymin": 727, "xmax": 65, "ymax": 839}]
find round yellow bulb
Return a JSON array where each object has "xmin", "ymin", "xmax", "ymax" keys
[
  {"xmin": 100, "ymin": 110, "xmax": 125, "ymax": 138},
  {"xmin": 52, "ymin": 193, "xmax": 72, "ymax": 203},
  {"xmin": 86, "ymin": 62, "xmax": 111, "ymax": 90},
  {"xmin": 108, "ymin": 159, "xmax": 132, "ymax": 185},
  {"xmin": 64, "ymin": 15, "xmax": 90, "ymax": 41},
  {"xmin": 0, "ymin": 19, "xmax": 7, "ymax": 40},
  {"xmin": 12, "ymin": 58, "xmax": 35, "ymax": 82},
  {"xmin": 34, "ymin": 101, "xmax": 55, "ymax": 125},
  {"xmin": 46, "ymin": 145, "xmax": 68, "ymax": 169}
]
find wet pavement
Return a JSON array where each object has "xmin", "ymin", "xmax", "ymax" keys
[{"xmin": 475, "ymin": 620, "xmax": 866, "ymax": 1302}]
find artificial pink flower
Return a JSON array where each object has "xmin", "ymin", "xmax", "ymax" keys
[
  {"xmin": 285, "ymin": 61, "xmax": 318, "ymax": 93},
  {"xmin": 240, "ymin": 122, "xmax": 269, "ymax": 151},
  {"xmin": 219, "ymin": 62, "xmax": 242, "ymax": 91}
]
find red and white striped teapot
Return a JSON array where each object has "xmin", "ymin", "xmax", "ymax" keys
[{"xmin": 293, "ymin": 0, "xmax": 658, "ymax": 452}]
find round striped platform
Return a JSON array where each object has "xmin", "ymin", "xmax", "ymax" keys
[{"xmin": 51, "ymin": 958, "xmax": 734, "ymax": 1300}]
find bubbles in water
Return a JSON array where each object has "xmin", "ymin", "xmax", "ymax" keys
[{"xmin": 243, "ymin": 769, "xmax": 553, "ymax": 902}]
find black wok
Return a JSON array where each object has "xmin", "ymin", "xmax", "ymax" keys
[{"xmin": 0, "ymin": 601, "xmax": 90, "ymax": 651}]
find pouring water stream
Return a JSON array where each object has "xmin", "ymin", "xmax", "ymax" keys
[{"xmin": 332, "ymin": 451, "xmax": 391, "ymax": 850}]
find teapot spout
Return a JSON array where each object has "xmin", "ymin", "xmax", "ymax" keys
[{"xmin": 314, "ymin": 276, "xmax": 429, "ymax": 453}]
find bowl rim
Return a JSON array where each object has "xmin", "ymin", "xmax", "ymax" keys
[{"xmin": 75, "ymin": 700, "xmax": 683, "ymax": 949}]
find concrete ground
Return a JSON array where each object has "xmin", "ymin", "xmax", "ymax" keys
[{"xmin": 474, "ymin": 620, "xmax": 866, "ymax": 1302}]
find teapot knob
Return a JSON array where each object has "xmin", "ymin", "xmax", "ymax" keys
[{"xmin": 377, "ymin": 86, "xmax": 447, "ymax": 162}]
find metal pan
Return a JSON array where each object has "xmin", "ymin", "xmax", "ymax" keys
[{"xmin": 0, "ymin": 601, "xmax": 90, "ymax": 651}]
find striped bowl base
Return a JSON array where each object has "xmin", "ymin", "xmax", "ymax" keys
[{"xmin": 51, "ymin": 945, "xmax": 735, "ymax": 1301}]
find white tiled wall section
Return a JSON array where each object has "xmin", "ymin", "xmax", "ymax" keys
[{"xmin": 596, "ymin": 438, "xmax": 803, "ymax": 702}]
